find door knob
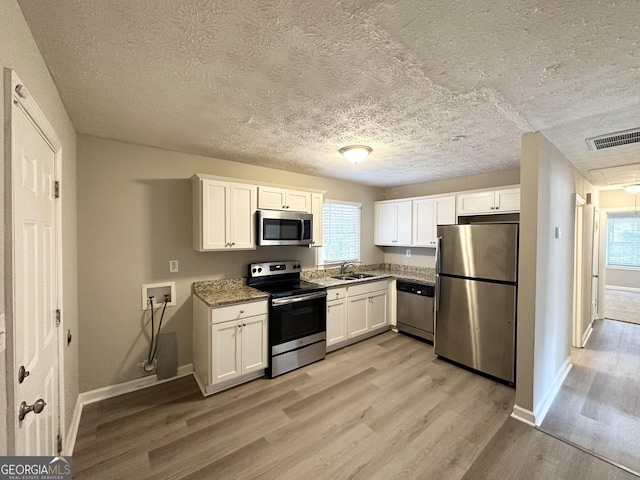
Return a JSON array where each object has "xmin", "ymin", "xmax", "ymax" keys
[
  {"xmin": 18, "ymin": 399, "xmax": 46, "ymax": 422},
  {"xmin": 18, "ymin": 365, "xmax": 30, "ymax": 384}
]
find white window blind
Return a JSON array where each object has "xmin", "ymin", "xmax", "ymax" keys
[
  {"xmin": 318, "ymin": 201, "xmax": 360, "ymax": 265},
  {"xmin": 606, "ymin": 214, "xmax": 640, "ymax": 268}
]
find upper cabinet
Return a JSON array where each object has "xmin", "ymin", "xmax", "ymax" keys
[
  {"xmin": 374, "ymin": 200, "xmax": 412, "ymax": 246},
  {"xmin": 310, "ymin": 193, "xmax": 323, "ymax": 247},
  {"xmin": 457, "ymin": 187, "xmax": 520, "ymax": 216},
  {"xmin": 192, "ymin": 175, "xmax": 257, "ymax": 251},
  {"xmin": 413, "ymin": 195, "xmax": 456, "ymax": 247},
  {"xmin": 258, "ymin": 186, "xmax": 311, "ymax": 212}
]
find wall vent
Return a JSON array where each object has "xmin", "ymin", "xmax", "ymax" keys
[{"xmin": 586, "ymin": 128, "xmax": 640, "ymax": 150}]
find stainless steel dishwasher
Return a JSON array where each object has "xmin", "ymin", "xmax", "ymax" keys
[{"xmin": 396, "ymin": 280, "xmax": 435, "ymax": 342}]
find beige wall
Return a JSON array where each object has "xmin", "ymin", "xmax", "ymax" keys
[
  {"xmin": 77, "ymin": 135, "xmax": 385, "ymax": 392},
  {"xmin": 1, "ymin": 0, "xmax": 78, "ymax": 454},
  {"xmin": 384, "ymin": 168, "xmax": 520, "ymax": 200},
  {"xmin": 516, "ymin": 132, "xmax": 597, "ymax": 418}
]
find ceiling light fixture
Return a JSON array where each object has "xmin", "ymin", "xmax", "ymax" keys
[
  {"xmin": 624, "ymin": 183, "xmax": 640, "ymax": 194},
  {"xmin": 339, "ymin": 145, "xmax": 372, "ymax": 164}
]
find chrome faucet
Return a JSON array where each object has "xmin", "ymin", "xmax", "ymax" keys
[{"xmin": 340, "ymin": 262, "xmax": 357, "ymax": 275}]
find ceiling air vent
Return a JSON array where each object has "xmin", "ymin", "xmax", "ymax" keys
[{"xmin": 586, "ymin": 128, "xmax": 640, "ymax": 150}]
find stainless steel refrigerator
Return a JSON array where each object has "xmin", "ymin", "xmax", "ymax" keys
[{"xmin": 435, "ymin": 223, "xmax": 518, "ymax": 384}]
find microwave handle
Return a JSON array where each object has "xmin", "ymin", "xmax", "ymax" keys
[{"xmin": 300, "ymin": 218, "xmax": 305, "ymax": 241}]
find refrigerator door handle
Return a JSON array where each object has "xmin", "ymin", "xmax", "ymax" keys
[{"xmin": 435, "ymin": 236, "xmax": 442, "ymax": 311}]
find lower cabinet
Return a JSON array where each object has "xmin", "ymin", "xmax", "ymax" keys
[
  {"xmin": 327, "ymin": 281, "xmax": 389, "ymax": 352},
  {"xmin": 193, "ymin": 297, "xmax": 268, "ymax": 396}
]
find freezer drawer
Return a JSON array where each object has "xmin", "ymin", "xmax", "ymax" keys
[{"xmin": 435, "ymin": 276, "xmax": 516, "ymax": 383}]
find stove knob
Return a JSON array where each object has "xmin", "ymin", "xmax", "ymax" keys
[
  {"xmin": 258, "ymin": 267, "xmax": 262, "ymax": 273},
  {"xmin": 252, "ymin": 268, "xmax": 257, "ymax": 273}
]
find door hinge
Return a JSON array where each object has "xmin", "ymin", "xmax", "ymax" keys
[
  {"xmin": 57, "ymin": 433, "xmax": 63, "ymax": 454},
  {"xmin": 54, "ymin": 181, "xmax": 60, "ymax": 199},
  {"xmin": 55, "ymin": 309, "xmax": 61, "ymax": 327}
]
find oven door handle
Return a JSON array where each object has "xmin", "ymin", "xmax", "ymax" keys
[{"xmin": 272, "ymin": 291, "xmax": 327, "ymax": 306}]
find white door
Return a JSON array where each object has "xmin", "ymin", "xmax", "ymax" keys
[
  {"xmin": 347, "ymin": 295, "xmax": 368, "ymax": 338},
  {"xmin": 241, "ymin": 315, "xmax": 267, "ymax": 373},
  {"xmin": 412, "ymin": 198, "xmax": 435, "ymax": 246},
  {"xmin": 202, "ymin": 180, "xmax": 229, "ymax": 250},
  {"xmin": 326, "ymin": 299, "xmax": 346, "ymax": 346},
  {"xmin": 11, "ymin": 86, "xmax": 60, "ymax": 455},
  {"xmin": 367, "ymin": 291, "xmax": 388, "ymax": 330},
  {"xmin": 211, "ymin": 321, "xmax": 241, "ymax": 384},
  {"xmin": 228, "ymin": 183, "xmax": 257, "ymax": 249}
]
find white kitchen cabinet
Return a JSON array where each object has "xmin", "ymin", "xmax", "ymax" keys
[
  {"xmin": 346, "ymin": 280, "xmax": 389, "ymax": 340},
  {"xmin": 192, "ymin": 175, "xmax": 257, "ymax": 251},
  {"xmin": 374, "ymin": 200, "xmax": 412, "ymax": 246},
  {"xmin": 326, "ymin": 287, "xmax": 347, "ymax": 350},
  {"xmin": 310, "ymin": 192, "xmax": 323, "ymax": 247},
  {"xmin": 457, "ymin": 187, "xmax": 520, "ymax": 216},
  {"xmin": 413, "ymin": 195, "xmax": 456, "ymax": 247},
  {"xmin": 193, "ymin": 297, "xmax": 268, "ymax": 396},
  {"xmin": 258, "ymin": 186, "xmax": 311, "ymax": 212}
]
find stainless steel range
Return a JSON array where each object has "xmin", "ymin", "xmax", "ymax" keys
[{"xmin": 247, "ymin": 260, "xmax": 327, "ymax": 378}]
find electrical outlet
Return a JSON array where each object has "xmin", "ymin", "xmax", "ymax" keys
[
  {"xmin": 141, "ymin": 282, "xmax": 176, "ymax": 310},
  {"xmin": 169, "ymin": 260, "xmax": 179, "ymax": 273},
  {"xmin": 406, "ymin": 249, "xmax": 411, "ymax": 258}
]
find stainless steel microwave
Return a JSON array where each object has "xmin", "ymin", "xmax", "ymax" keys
[{"xmin": 257, "ymin": 210, "xmax": 313, "ymax": 246}]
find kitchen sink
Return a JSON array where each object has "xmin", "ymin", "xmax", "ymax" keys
[{"xmin": 331, "ymin": 273, "xmax": 376, "ymax": 281}]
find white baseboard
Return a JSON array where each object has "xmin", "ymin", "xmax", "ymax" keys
[
  {"xmin": 605, "ymin": 285, "xmax": 640, "ymax": 293},
  {"xmin": 65, "ymin": 364, "xmax": 194, "ymax": 454},
  {"xmin": 510, "ymin": 405, "xmax": 536, "ymax": 426},
  {"xmin": 580, "ymin": 323, "xmax": 594, "ymax": 348},
  {"xmin": 64, "ymin": 396, "xmax": 83, "ymax": 456},
  {"xmin": 79, "ymin": 364, "xmax": 193, "ymax": 406},
  {"xmin": 533, "ymin": 356, "xmax": 572, "ymax": 426}
]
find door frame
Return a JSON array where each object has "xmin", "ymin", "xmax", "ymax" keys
[
  {"xmin": 4, "ymin": 69, "xmax": 65, "ymax": 454},
  {"xmin": 572, "ymin": 193, "xmax": 585, "ymax": 347}
]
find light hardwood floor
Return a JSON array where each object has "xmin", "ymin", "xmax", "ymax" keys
[
  {"xmin": 73, "ymin": 331, "xmax": 635, "ymax": 479},
  {"xmin": 540, "ymin": 319, "xmax": 640, "ymax": 476}
]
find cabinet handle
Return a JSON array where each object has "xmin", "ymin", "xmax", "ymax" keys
[
  {"xmin": 231, "ymin": 242, "xmax": 236, "ymax": 246},
  {"xmin": 240, "ymin": 309, "xmax": 245, "ymax": 314},
  {"xmin": 495, "ymin": 206, "xmax": 499, "ymax": 210},
  {"xmin": 243, "ymin": 323, "xmax": 246, "ymax": 327}
]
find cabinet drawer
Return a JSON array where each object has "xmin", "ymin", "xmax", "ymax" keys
[
  {"xmin": 327, "ymin": 287, "xmax": 347, "ymax": 301},
  {"xmin": 212, "ymin": 300, "xmax": 268, "ymax": 324},
  {"xmin": 347, "ymin": 280, "xmax": 388, "ymax": 297}
]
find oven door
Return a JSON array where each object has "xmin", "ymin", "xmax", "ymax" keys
[
  {"xmin": 258, "ymin": 210, "xmax": 313, "ymax": 246},
  {"xmin": 270, "ymin": 291, "xmax": 326, "ymax": 353}
]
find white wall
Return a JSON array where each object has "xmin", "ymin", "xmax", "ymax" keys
[
  {"xmin": 77, "ymin": 135, "xmax": 385, "ymax": 392},
  {"xmin": 1, "ymin": 0, "xmax": 78, "ymax": 454},
  {"xmin": 516, "ymin": 132, "xmax": 597, "ymax": 421}
]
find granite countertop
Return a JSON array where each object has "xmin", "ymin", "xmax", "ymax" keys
[
  {"xmin": 193, "ymin": 264, "xmax": 436, "ymax": 307},
  {"xmin": 193, "ymin": 278, "xmax": 268, "ymax": 308},
  {"xmin": 303, "ymin": 264, "xmax": 436, "ymax": 288}
]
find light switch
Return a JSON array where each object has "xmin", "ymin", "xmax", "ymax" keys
[{"xmin": 555, "ymin": 227, "xmax": 562, "ymax": 239}]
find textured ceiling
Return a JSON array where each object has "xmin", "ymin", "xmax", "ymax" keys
[{"xmin": 18, "ymin": 0, "xmax": 640, "ymax": 187}]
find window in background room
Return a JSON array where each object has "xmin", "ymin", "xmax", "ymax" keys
[
  {"xmin": 317, "ymin": 200, "xmax": 361, "ymax": 266},
  {"xmin": 606, "ymin": 213, "xmax": 640, "ymax": 268}
]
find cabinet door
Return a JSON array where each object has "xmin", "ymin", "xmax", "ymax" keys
[
  {"xmin": 201, "ymin": 180, "xmax": 229, "ymax": 250},
  {"xmin": 435, "ymin": 196, "xmax": 456, "ymax": 226},
  {"xmin": 412, "ymin": 198, "xmax": 435, "ymax": 246},
  {"xmin": 211, "ymin": 320, "xmax": 241, "ymax": 385},
  {"xmin": 327, "ymin": 299, "xmax": 347, "ymax": 346},
  {"xmin": 457, "ymin": 191, "xmax": 495, "ymax": 215},
  {"xmin": 367, "ymin": 290, "xmax": 388, "ymax": 330},
  {"xmin": 375, "ymin": 202, "xmax": 397, "ymax": 245},
  {"xmin": 241, "ymin": 314, "xmax": 267, "ymax": 374},
  {"xmin": 310, "ymin": 193, "xmax": 323, "ymax": 247},
  {"xmin": 347, "ymin": 294, "xmax": 368, "ymax": 338},
  {"xmin": 494, "ymin": 188, "xmax": 520, "ymax": 213},
  {"xmin": 286, "ymin": 190, "xmax": 312, "ymax": 212},
  {"xmin": 229, "ymin": 183, "xmax": 257, "ymax": 249},
  {"xmin": 258, "ymin": 186, "xmax": 286, "ymax": 210},
  {"xmin": 395, "ymin": 201, "xmax": 413, "ymax": 245}
]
